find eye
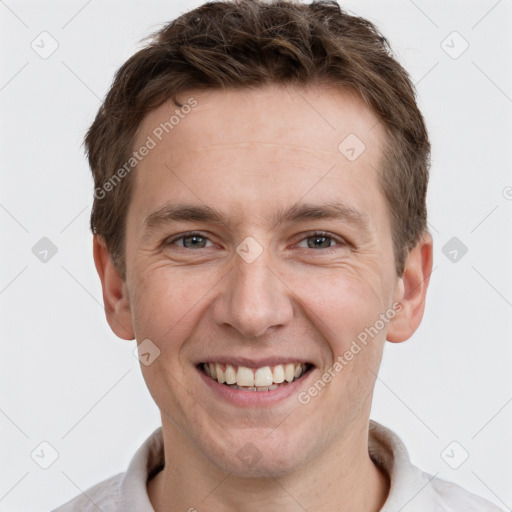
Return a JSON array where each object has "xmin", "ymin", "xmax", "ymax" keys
[
  {"xmin": 166, "ymin": 232, "xmax": 214, "ymax": 249},
  {"xmin": 164, "ymin": 231, "xmax": 347, "ymax": 251},
  {"xmin": 296, "ymin": 231, "xmax": 346, "ymax": 250}
]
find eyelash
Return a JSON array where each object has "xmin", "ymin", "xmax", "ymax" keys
[{"xmin": 165, "ymin": 231, "xmax": 347, "ymax": 252}]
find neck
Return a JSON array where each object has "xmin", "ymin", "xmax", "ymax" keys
[{"xmin": 148, "ymin": 417, "xmax": 390, "ymax": 512}]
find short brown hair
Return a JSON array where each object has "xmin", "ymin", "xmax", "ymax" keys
[{"xmin": 86, "ymin": 0, "xmax": 430, "ymax": 280}]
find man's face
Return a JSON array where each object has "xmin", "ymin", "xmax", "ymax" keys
[{"xmin": 121, "ymin": 85, "xmax": 403, "ymax": 476}]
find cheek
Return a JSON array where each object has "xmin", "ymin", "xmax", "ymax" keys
[
  {"xmin": 129, "ymin": 265, "xmax": 208, "ymax": 345},
  {"xmin": 293, "ymin": 268, "xmax": 388, "ymax": 350},
  {"xmin": 304, "ymin": 274, "xmax": 387, "ymax": 414},
  {"xmin": 294, "ymin": 274, "xmax": 387, "ymax": 435}
]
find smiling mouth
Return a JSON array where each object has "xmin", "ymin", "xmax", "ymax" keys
[{"xmin": 200, "ymin": 362, "xmax": 313, "ymax": 391}]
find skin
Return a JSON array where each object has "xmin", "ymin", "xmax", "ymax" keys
[{"xmin": 93, "ymin": 84, "xmax": 433, "ymax": 512}]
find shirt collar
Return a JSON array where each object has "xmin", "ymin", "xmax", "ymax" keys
[
  {"xmin": 369, "ymin": 421, "xmax": 443, "ymax": 511},
  {"xmin": 119, "ymin": 425, "xmax": 164, "ymax": 511}
]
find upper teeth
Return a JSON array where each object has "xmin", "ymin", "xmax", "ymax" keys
[{"xmin": 203, "ymin": 362, "xmax": 307, "ymax": 387}]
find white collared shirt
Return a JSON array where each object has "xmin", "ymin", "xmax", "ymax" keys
[{"xmin": 52, "ymin": 420, "xmax": 504, "ymax": 511}]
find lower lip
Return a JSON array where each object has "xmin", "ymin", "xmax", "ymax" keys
[{"xmin": 197, "ymin": 366, "xmax": 314, "ymax": 407}]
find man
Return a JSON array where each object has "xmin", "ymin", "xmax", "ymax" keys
[{"xmin": 53, "ymin": 0, "xmax": 504, "ymax": 510}]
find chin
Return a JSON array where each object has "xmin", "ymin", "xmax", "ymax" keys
[
  {"xmin": 200, "ymin": 429, "xmax": 312, "ymax": 478},
  {"xmin": 211, "ymin": 450, "xmax": 304, "ymax": 479}
]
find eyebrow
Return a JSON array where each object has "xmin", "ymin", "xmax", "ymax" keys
[{"xmin": 143, "ymin": 201, "xmax": 370, "ymax": 236}]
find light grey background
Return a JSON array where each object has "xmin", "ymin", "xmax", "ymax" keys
[{"xmin": 1, "ymin": 1, "xmax": 511, "ymax": 510}]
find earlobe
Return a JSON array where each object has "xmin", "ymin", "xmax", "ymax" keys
[
  {"xmin": 92, "ymin": 234, "xmax": 135, "ymax": 340},
  {"xmin": 386, "ymin": 231, "xmax": 433, "ymax": 343}
]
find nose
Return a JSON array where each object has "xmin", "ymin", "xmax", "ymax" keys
[{"xmin": 212, "ymin": 247, "xmax": 294, "ymax": 339}]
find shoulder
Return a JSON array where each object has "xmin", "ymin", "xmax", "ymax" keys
[
  {"xmin": 368, "ymin": 420, "xmax": 505, "ymax": 512},
  {"xmin": 51, "ymin": 473, "xmax": 123, "ymax": 512},
  {"xmin": 429, "ymin": 474, "xmax": 506, "ymax": 512},
  {"xmin": 51, "ymin": 427, "xmax": 163, "ymax": 512}
]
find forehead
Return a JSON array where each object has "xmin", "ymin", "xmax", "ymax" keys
[
  {"xmin": 129, "ymin": 84, "xmax": 388, "ymax": 232},
  {"xmin": 135, "ymin": 84, "xmax": 383, "ymax": 153}
]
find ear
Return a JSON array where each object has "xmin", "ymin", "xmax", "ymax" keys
[
  {"xmin": 93, "ymin": 234, "xmax": 135, "ymax": 340},
  {"xmin": 386, "ymin": 231, "xmax": 433, "ymax": 343}
]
